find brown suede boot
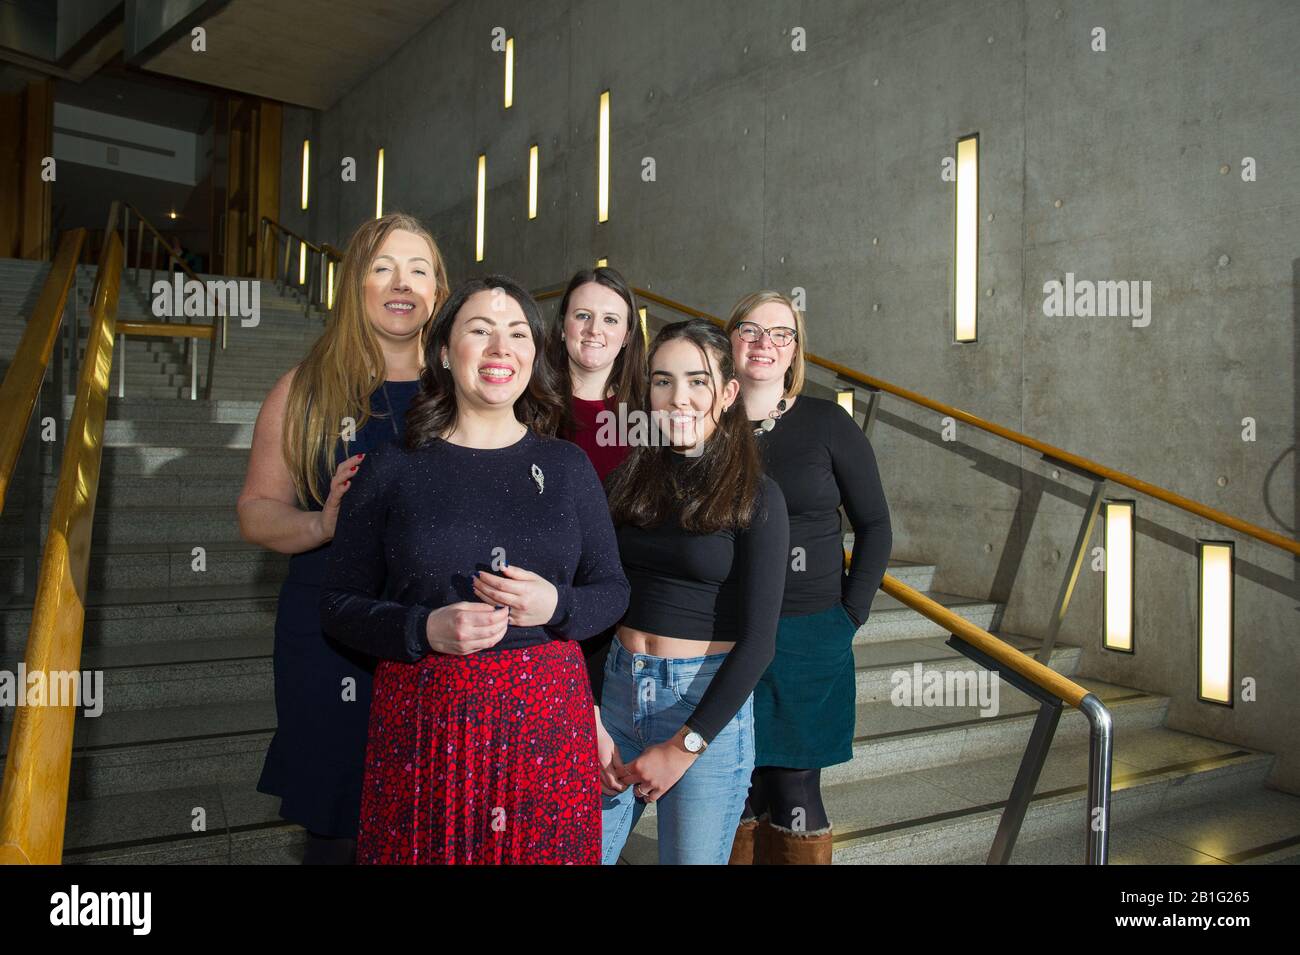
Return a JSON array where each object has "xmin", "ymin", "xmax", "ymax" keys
[
  {"xmin": 728, "ymin": 817, "xmax": 759, "ymax": 864},
  {"xmin": 753, "ymin": 815, "xmax": 774, "ymax": 865},
  {"xmin": 766, "ymin": 824, "xmax": 834, "ymax": 865}
]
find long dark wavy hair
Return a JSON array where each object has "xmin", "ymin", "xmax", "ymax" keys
[
  {"xmin": 606, "ymin": 319, "xmax": 762, "ymax": 533},
  {"xmin": 405, "ymin": 275, "xmax": 566, "ymax": 446},
  {"xmin": 544, "ymin": 266, "xmax": 648, "ymax": 438}
]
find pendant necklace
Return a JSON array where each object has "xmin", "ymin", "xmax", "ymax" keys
[{"xmin": 753, "ymin": 397, "xmax": 788, "ymax": 436}]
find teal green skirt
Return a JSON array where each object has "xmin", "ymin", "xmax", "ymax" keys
[{"xmin": 753, "ymin": 602, "xmax": 859, "ymax": 769}]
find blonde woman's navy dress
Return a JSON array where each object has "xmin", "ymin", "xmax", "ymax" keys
[{"xmin": 256, "ymin": 379, "xmax": 421, "ymax": 839}]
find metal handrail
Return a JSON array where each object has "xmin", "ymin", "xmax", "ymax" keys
[
  {"xmin": 259, "ymin": 217, "xmax": 342, "ymax": 319},
  {"xmin": 880, "ymin": 575, "xmax": 1112, "ymax": 863},
  {"xmin": 549, "ymin": 285, "xmax": 1298, "ymax": 558},
  {"xmin": 0, "ymin": 229, "xmax": 85, "ymax": 517},
  {"xmin": 0, "ymin": 229, "xmax": 123, "ymax": 865}
]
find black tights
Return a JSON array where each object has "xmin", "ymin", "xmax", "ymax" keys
[
  {"xmin": 741, "ymin": 766, "xmax": 830, "ymax": 832},
  {"xmin": 302, "ymin": 831, "xmax": 357, "ymax": 865}
]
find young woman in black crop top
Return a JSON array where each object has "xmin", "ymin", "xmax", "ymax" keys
[
  {"xmin": 725, "ymin": 290, "xmax": 893, "ymax": 865},
  {"xmin": 598, "ymin": 319, "xmax": 789, "ymax": 865}
]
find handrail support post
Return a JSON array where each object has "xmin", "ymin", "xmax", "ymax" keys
[
  {"xmin": 863, "ymin": 387, "xmax": 882, "ymax": 440},
  {"xmin": 987, "ymin": 699, "xmax": 1062, "ymax": 864},
  {"xmin": 1036, "ymin": 474, "xmax": 1107, "ymax": 664}
]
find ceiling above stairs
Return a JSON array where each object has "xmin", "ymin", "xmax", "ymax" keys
[{"xmin": 134, "ymin": 0, "xmax": 455, "ymax": 110}]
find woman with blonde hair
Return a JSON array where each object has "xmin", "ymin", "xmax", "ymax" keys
[
  {"xmin": 237, "ymin": 212, "xmax": 449, "ymax": 864},
  {"xmin": 725, "ymin": 290, "xmax": 892, "ymax": 865}
]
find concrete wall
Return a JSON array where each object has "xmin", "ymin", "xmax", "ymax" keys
[{"xmin": 281, "ymin": 0, "xmax": 1300, "ymax": 791}]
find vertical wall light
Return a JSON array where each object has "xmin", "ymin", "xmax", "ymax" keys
[
  {"xmin": 375, "ymin": 148, "xmax": 385, "ymax": 219},
  {"xmin": 1198, "ymin": 541, "xmax": 1234, "ymax": 705},
  {"xmin": 504, "ymin": 37, "xmax": 514, "ymax": 108},
  {"xmin": 528, "ymin": 144, "xmax": 538, "ymax": 219},
  {"xmin": 1102, "ymin": 500, "xmax": 1135, "ymax": 652},
  {"xmin": 638, "ymin": 306, "xmax": 647, "ymax": 345},
  {"xmin": 327, "ymin": 260, "xmax": 335, "ymax": 310},
  {"xmin": 298, "ymin": 241, "xmax": 307, "ymax": 285},
  {"xmin": 598, "ymin": 90, "xmax": 610, "ymax": 223},
  {"xmin": 836, "ymin": 388, "xmax": 856, "ymax": 415},
  {"xmin": 476, "ymin": 153, "xmax": 486, "ymax": 262},
  {"xmin": 301, "ymin": 140, "xmax": 310, "ymax": 211},
  {"xmin": 954, "ymin": 133, "xmax": 979, "ymax": 343},
  {"xmin": 596, "ymin": 257, "xmax": 608, "ymax": 267}
]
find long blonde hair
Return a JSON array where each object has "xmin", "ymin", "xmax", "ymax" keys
[
  {"xmin": 282, "ymin": 212, "xmax": 449, "ymax": 506},
  {"xmin": 723, "ymin": 290, "xmax": 808, "ymax": 398}
]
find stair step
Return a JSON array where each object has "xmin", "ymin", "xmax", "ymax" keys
[
  {"xmin": 0, "ymin": 632, "xmax": 274, "ymax": 712},
  {"xmin": 0, "ymin": 583, "xmax": 279, "ymax": 654},
  {"xmin": 1, "ymin": 504, "xmax": 245, "ymax": 547},
  {"xmin": 0, "ymin": 699, "xmax": 276, "ymax": 800},
  {"xmin": 59, "ymin": 773, "xmax": 304, "ymax": 864},
  {"xmin": 947, "ymin": 787, "xmax": 1300, "ymax": 864},
  {"xmin": 618, "ymin": 726, "xmax": 1273, "ymax": 864},
  {"xmin": 0, "ymin": 540, "xmax": 287, "ymax": 593},
  {"xmin": 852, "ymin": 591, "xmax": 1001, "ymax": 644},
  {"xmin": 832, "ymin": 675, "xmax": 1167, "ymax": 783}
]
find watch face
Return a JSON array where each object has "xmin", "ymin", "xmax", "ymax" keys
[{"xmin": 684, "ymin": 732, "xmax": 703, "ymax": 753}]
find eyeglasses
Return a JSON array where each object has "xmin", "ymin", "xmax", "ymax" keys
[{"xmin": 734, "ymin": 321, "xmax": 797, "ymax": 347}]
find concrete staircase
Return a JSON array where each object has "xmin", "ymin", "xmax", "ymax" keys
[
  {"xmin": 1, "ymin": 255, "xmax": 1297, "ymax": 864},
  {"xmin": 0, "ymin": 258, "xmax": 321, "ymax": 863}
]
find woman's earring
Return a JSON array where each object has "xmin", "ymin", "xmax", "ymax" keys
[{"xmin": 441, "ymin": 358, "xmax": 450, "ymax": 369}]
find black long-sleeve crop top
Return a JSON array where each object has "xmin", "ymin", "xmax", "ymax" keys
[{"xmin": 609, "ymin": 455, "xmax": 789, "ymax": 743}]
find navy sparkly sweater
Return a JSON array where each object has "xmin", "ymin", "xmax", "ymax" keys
[{"xmin": 319, "ymin": 429, "xmax": 631, "ymax": 661}]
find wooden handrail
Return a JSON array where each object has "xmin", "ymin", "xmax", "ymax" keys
[
  {"xmin": 0, "ymin": 231, "xmax": 122, "ymax": 865},
  {"xmin": 260, "ymin": 216, "xmax": 342, "ymax": 261},
  {"xmin": 0, "ymin": 229, "xmax": 85, "ymax": 517},
  {"xmin": 582, "ymin": 285, "xmax": 1300, "ymax": 558},
  {"xmin": 118, "ymin": 321, "xmax": 215, "ymax": 341},
  {"xmin": 121, "ymin": 201, "xmax": 203, "ymax": 288},
  {"xmin": 881, "ymin": 574, "xmax": 1088, "ymax": 708}
]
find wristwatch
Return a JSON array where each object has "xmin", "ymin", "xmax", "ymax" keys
[{"xmin": 681, "ymin": 726, "xmax": 707, "ymax": 754}]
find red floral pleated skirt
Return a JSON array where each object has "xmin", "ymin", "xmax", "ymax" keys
[{"xmin": 357, "ymin": 639, "xmax": 600, "ymax": 865}]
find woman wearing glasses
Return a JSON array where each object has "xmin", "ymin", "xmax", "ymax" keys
[{"xmin": 726, "ymin": 291, "xmax": 893, "ymax": 865}]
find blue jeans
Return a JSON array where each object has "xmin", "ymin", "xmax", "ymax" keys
[{"xmin": 599, "ymin": 638, "xmax": 755, "ymax": 865}]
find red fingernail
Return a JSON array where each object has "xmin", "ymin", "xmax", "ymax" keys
[
  {"xmin": 344, "ymin": 480, "xmax": 351, "ymax": 487},
  {"xmin": 350, "ymin": 466, "xmax": 357, "ymax": 472},
  {"xmin": 358, "ymin": 453, "xmax": 365, "ymax": 459}
]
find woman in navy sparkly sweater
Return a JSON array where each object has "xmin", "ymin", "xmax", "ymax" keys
[{"xmin": 319, "ymin": 276, "xmax": 630, "ymax": 865}]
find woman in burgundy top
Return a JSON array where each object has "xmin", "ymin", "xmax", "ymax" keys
[
  {"xmin": 544, "ymin": 266, "xmax": 647, "ymax": 482},
  {"xmin": 543, "ymin": 266, "xmax": 648, "ymax": 791}
]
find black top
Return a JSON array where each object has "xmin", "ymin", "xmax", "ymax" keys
[
  {"xmin": 751, "ymin": 395, "xmax": 892, "ymax": 625},
  {"xmin": 319, "ymin": 429, "xmax": 631, "ymax": 661},
  {"xmin": 611, "ymin": 454, "xmax": 789, "ymax": 743}
]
